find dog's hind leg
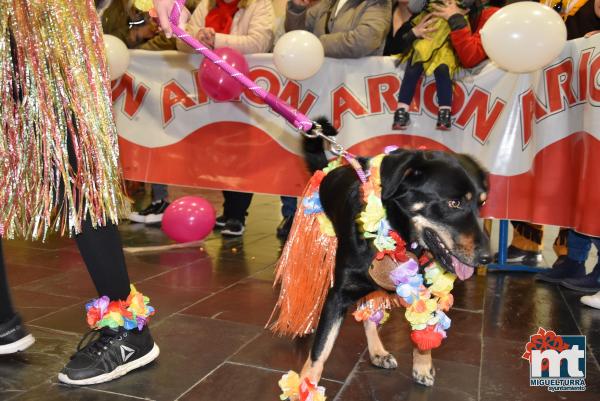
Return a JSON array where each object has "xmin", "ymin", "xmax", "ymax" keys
[
  {"xmin": 364, "ymin": 320, "xmax": 398, "ymax": 369},
  {"xmin": 300, "ymin": 288, "xmax": 347, "ymax": 385},
  {"xmin": 412, "ymin": 348, "xmax": 435, "ymax": 386}
]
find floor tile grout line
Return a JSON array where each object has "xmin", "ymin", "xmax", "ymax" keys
[
  {"xmin": 173, "ymin": 332, "xmax": 262, "ymax": 401},
  {"xmin": 27, "ymin": 323, "xmax": 82, "ymax": 337},
  {"xmin": 477, "ymin": 278, "xmax": 486, "ymax": 401},
  {"xmin": 168, "ymin": 263, "xmax": 276, "ymax": 317},
  {"xmin": 84, "ymin": 386, "xmax": 157, "ymax": 400},
  {"xmin": 332, "ymin": 349, "xmax": 369, "ymax": 401},
  {"xmin": 223, "ymin": 361, "xmax": 345, "ymax": 385},
  {"xmin": 558, "ymin": 286, "xmax": 600, "ymax": 371}
]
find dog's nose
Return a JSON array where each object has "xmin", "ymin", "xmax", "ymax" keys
[{"xmin": 477, "ymin": 252, "xmax": 492, "ymax": 265}]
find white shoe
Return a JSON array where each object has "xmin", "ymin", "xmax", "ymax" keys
[{"xmin": 580, "ymin": 291, "xmax": 600, "ymax": 309}]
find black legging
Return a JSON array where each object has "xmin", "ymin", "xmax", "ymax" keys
[
  {"xmin": 398, "ymin": 61, "xmax": 452, "ymax": 108},
  {"xmin": 0, "ymin": 220, "xmax": 131, "ymax": 324}
]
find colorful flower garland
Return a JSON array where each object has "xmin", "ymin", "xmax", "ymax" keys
[
  {"xmin": 279, "ymin": 151, "xmax": 458, "ymax": 400},
  {"xmin": 86, "ymin": 285, "xmax": 155, "ymax": 331}
]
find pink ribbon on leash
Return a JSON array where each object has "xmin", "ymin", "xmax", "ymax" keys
[{"xmin": 168, "ymin": 0, "xmax": 314, "ymax": 132}]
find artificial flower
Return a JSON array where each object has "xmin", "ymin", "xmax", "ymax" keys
[
  {"xmin": 322, "ymin": 158, "xmax": 342, "ymax": 174},
  {"xmin": 359, "ymin": 193, "xmax": 386, "ymax": 233},
  {"xmin": 299, "ymin": 377, "xmax": 326, "ymax": 401},
  {"xmin": 317, "ymin": 214, "xmax": 335, "ymax": 236},
  {"xmin": 411, "ymin": 325, "xmax": 444, "ymax": 351},
  {"xmin": 428, "ymin": 272, "xmax": 456, "ymax": 296},
  {"xmin": 437, "ymin": 292, "xmax": 454, "ymax": 311},
  {"xmin": 134, "ymin": 0, "xmax": 153, "ymax": 12},
  {"xmin": 303, "ymin": 191, "xmax": 323, "ymax": 215},
  {"xmin": 279, "ymin": 371, "xmax": 301, "ymax": 400},
  {"xmin": 396, "ymin": 274, "xmax": 424, "ymax": 304},
  {"xmin": 307, "ymin": 170, "xmax": 327, "ymax": 192},
  {"xmin": 405, "ymin": 298, "xmax": 438, "ymax": 327},
  {"xmin": 390, "ymin": 259, "xmax": 419, "ymax": 286}
]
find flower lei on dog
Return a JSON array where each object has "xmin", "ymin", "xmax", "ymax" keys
[
  {"xmin": 86, "ymin": 285, "xmax": 155, "ymax": 331},
  {"xmin": 352, "ymin": 154, "xmax": 457, "ymax": 351},
  {"xmin": 277, "ymin": 152, "xmax": 458, "ymax": 400}
]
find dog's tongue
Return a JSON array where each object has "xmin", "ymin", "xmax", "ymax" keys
[{"xmin": 451, "ymin": 256, "xmax": 474, "ymax": 280}]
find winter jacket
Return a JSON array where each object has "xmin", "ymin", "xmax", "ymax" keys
[
  {"xmin": 177, "ymin": 0, "xmax": 275, "ymax": 54},
  {"xmin": 448, "ymin": 6, "xmax": 499, "ymax": 68},
  {"xmin": 285, "ymin": 0, "xmax": 392, "ymax": 58}
]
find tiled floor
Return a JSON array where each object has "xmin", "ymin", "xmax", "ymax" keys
[{"xmin": 1, "ymin": 189, "xmax": 599, "ymax": 401}]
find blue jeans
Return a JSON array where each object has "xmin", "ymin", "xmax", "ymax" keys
[
  {"xmin": 567, "ymin": 230, "xmax": 600, "ymax": 262},
  {"xmin": 151, "ymin": 184, "xmax": 168, "ymax": 203},
  {"xmin": 281, "ymin": 196, "xmax": 297, "ymax": 218}
]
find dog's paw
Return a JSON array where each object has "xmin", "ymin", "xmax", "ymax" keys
[
  {"xmin": 412, "ymin": 366, "xmax": 435, "ymax": 387},
  {"xmin": 370, "ymin": 353, "xmax": 398, "ymax": 369}
]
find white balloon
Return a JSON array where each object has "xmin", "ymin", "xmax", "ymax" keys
[
  {"xmin": 273, "ymin": 30, "xmax": 325, "ymax": 81},
  {"xmin": 103, "ymin": 34, "xmax": 130, "ymax": 80},
  {"xmin": 480, "ymin": 2, "xmax": 567, "ymax": 73}
]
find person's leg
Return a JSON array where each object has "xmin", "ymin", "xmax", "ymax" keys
[
  {"xmin": 394, "ymin": 61, "xmax": 424, "ymax": 129},
  {"xmin": 129, "ymin": 184, "xmax": 170, "ymax": 224},
  {"xmin": 537, "ymin": 229, "xmax": 587, "ymax": 283},
  {"xmin": 559, "ymin": 232, "xmax": 599, "ymax": 292},
  {"xmin": 75, "ymin": 219, "xmax": 131, "ymax": 301},
  {"xmin": 221, "ymin": 191, "xmax": 253, "ymax": 236},
  {"xmin": 151, "ymin": 184, "xmax": 169, "ymax": 203},
  {"xmin": 0, "ymin": 241, "xmax": 36, "ymax": 354},
  {"xmin": 553, "ymin": 228, "xmax": 569, "ymax": 258},
  {"xmin": 0, "ymin": 242, "xmax": 15, "ymax": 323},
  {"xmin": 507, "ymin": 222, "xmax": 543, "ymax": 265},
  {"xmin": 433, "ymin": 64, "xmax": 453, "ymax": 130},
  {"xmin": 277, "ymin": 196, "xmax": 297, "ymax": 239}
]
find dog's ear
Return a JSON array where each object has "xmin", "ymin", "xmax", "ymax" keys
[
  {"xmin": 380, "ymin": 150, "xmax": 422, "ymax": 201},
  {"xmin": 455, "ymin": 153, "xmax": 489, "ymax": 194}
]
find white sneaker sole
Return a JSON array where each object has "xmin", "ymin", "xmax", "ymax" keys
[
  {"xmin": 0, "ymin": 334, "xmax": 35, "ymax": 355},
  {"xmin": 144, "ymin": 214, "xmax": 164, "ymax": 224},
  {"xmin": 221, "ymin": 228, "xmax": 244, "ymax": 236},
  {"xmin": 581, "ymin": 295, "xmax": 600, "ymax": 309},
  {"xmin": 57, "ymin": 343, "xmax": 160, "ymax": 386},
  {"xmin": 128, "ymin": 213, "xmax": 147, "ymax": 224}
]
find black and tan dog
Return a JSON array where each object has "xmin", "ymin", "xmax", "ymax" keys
[{"xmin": 271, "ymin": 118, "xmax": 491, "ymax": 390}]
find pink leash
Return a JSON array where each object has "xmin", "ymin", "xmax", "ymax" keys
[{"xmin": 169, "ymin": 0, "xmax": 313, "ymax": 132}]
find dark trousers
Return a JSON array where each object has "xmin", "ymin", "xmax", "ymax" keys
[
  {"xmin": 398, "ymin": 61, "xmax": 452, "ymax": 108},
  {"xmin": 222, "ymin": 191, "xmax": 253, "ymax": 223}
]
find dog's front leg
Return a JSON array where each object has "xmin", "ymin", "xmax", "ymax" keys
[
  {"xmin": 412, "ymin": 348, "xmax": 435, "ymax": 386},
  {"xmin": 300, "ymin": 290, "xmax": 346, "ymax": 386},
  {"xmin": 364, "ymin": 320, "xmax": 398, "ymax": 369}
]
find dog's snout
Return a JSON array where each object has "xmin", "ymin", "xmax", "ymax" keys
[{"xmin": 477, "ymin": 252, "xmax": 492, "ymax": 265}]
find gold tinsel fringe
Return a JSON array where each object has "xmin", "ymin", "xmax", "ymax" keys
[{"xmin": 0, "ymin": 0, "xmax": 129, "ymax": 240}]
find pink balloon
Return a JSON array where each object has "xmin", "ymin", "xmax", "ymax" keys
[
  {"xmin": 199, "ymin": 47, "xmax": 250, "ymax": 102},
  {"xmin": 162, "ymin": 196, "xmax": 216, "ymax": 243}
]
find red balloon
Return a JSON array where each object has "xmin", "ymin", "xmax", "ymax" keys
[
  {"xmin": 162, "ymin": 196, "xmax": 216, "ymax": 243},
  {"xmin": 199, "ymin": 47, "xmax": 250, "ymax": 102}
]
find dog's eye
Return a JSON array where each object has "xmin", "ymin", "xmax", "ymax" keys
[{"xmin": 448, "ymin": 200, "xmax": 461, "ymax": 209}]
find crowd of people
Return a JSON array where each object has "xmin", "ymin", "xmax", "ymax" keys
[{"xmin": 0, "ymin": 0, "xmax": 598, "ymax": 391}]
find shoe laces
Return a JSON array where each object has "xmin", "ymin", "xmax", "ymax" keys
[{"xmin": 75, "ymin": 328, "xmax": 122, "ymax": 357}]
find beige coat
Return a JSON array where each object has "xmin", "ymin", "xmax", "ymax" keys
[
  {"xmin": 285, "ymin": 0, "xmax": 391, "ymax": 58},
  {"xmin": 177, "ymin": 0, "xmax": 275, "ymax": 54}
]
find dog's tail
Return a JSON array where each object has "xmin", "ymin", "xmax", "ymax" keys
[
  {"xmin": 267, "ymin": 183, "xmax": 337, "ymax": 337},
  {"xmin": 303, "ymin": 117, "xmax": 338, "ymax": 173}
]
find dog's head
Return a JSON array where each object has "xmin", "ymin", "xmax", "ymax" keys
[{"xmin": 380, "ymin": 149, "xmax": 491, "ymax": 280}]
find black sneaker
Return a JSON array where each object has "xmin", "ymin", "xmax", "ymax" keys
[
  {"xmin": 392, "ymin": 108, "xmax": 410, "ymax": 130},
  {"xmin": 494, "ymin": 245, "xmax": 543, "ymax": 266},
  {"xmin": 535, "ymin": 257, "xmax": 586, "ymax": 283},
  {"xmin": 0, "ymin": 314, "xmax": 35, "ymax": 355},
  {"xmin": 129, "ymin": 200, "xmax": 170, "ymax": 224},
  {"xmin": 214, "ymin": 215, "xmax": 227, "ymax": 228},
  {"xmin": 276, "ymin": 216, "xmax": 294, "ymax": 239},
  {"xmin": 561, "ymin": 264, "xmax": 600, "ymax": 293},
  {"xmin": 221, "ymin": 219, "xmax": 245, "ymax": 237},
  {"xmin": 58, "ymin": 326, "xmax": 159, "ymax": 385},
  {"xmin": 436, "ymin": 108, "xmax": 452, "ymax": 130}
]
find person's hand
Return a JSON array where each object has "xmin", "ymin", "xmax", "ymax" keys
[
  {"xmin": 291, "ymin": 0, "xmax": 311, "ymax": 8},
  {"xmin": 153, "ymin": 0, "xmax": 190, "ymax": 38},
  {"xmin": 412, "ymin": 14, "xmax": 437, "ymax": 40},
  {"xmin": 195, "ymin": 27, "xmax": 215, "ymax": 48},
  {"xmin": 431, "ymin": 0, "xmax": 468, "ymax": 21}
]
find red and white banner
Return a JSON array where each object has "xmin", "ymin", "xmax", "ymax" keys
[{"xmin": 114, "ymin": 37, "xmax": 600, "ymax": 237}]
